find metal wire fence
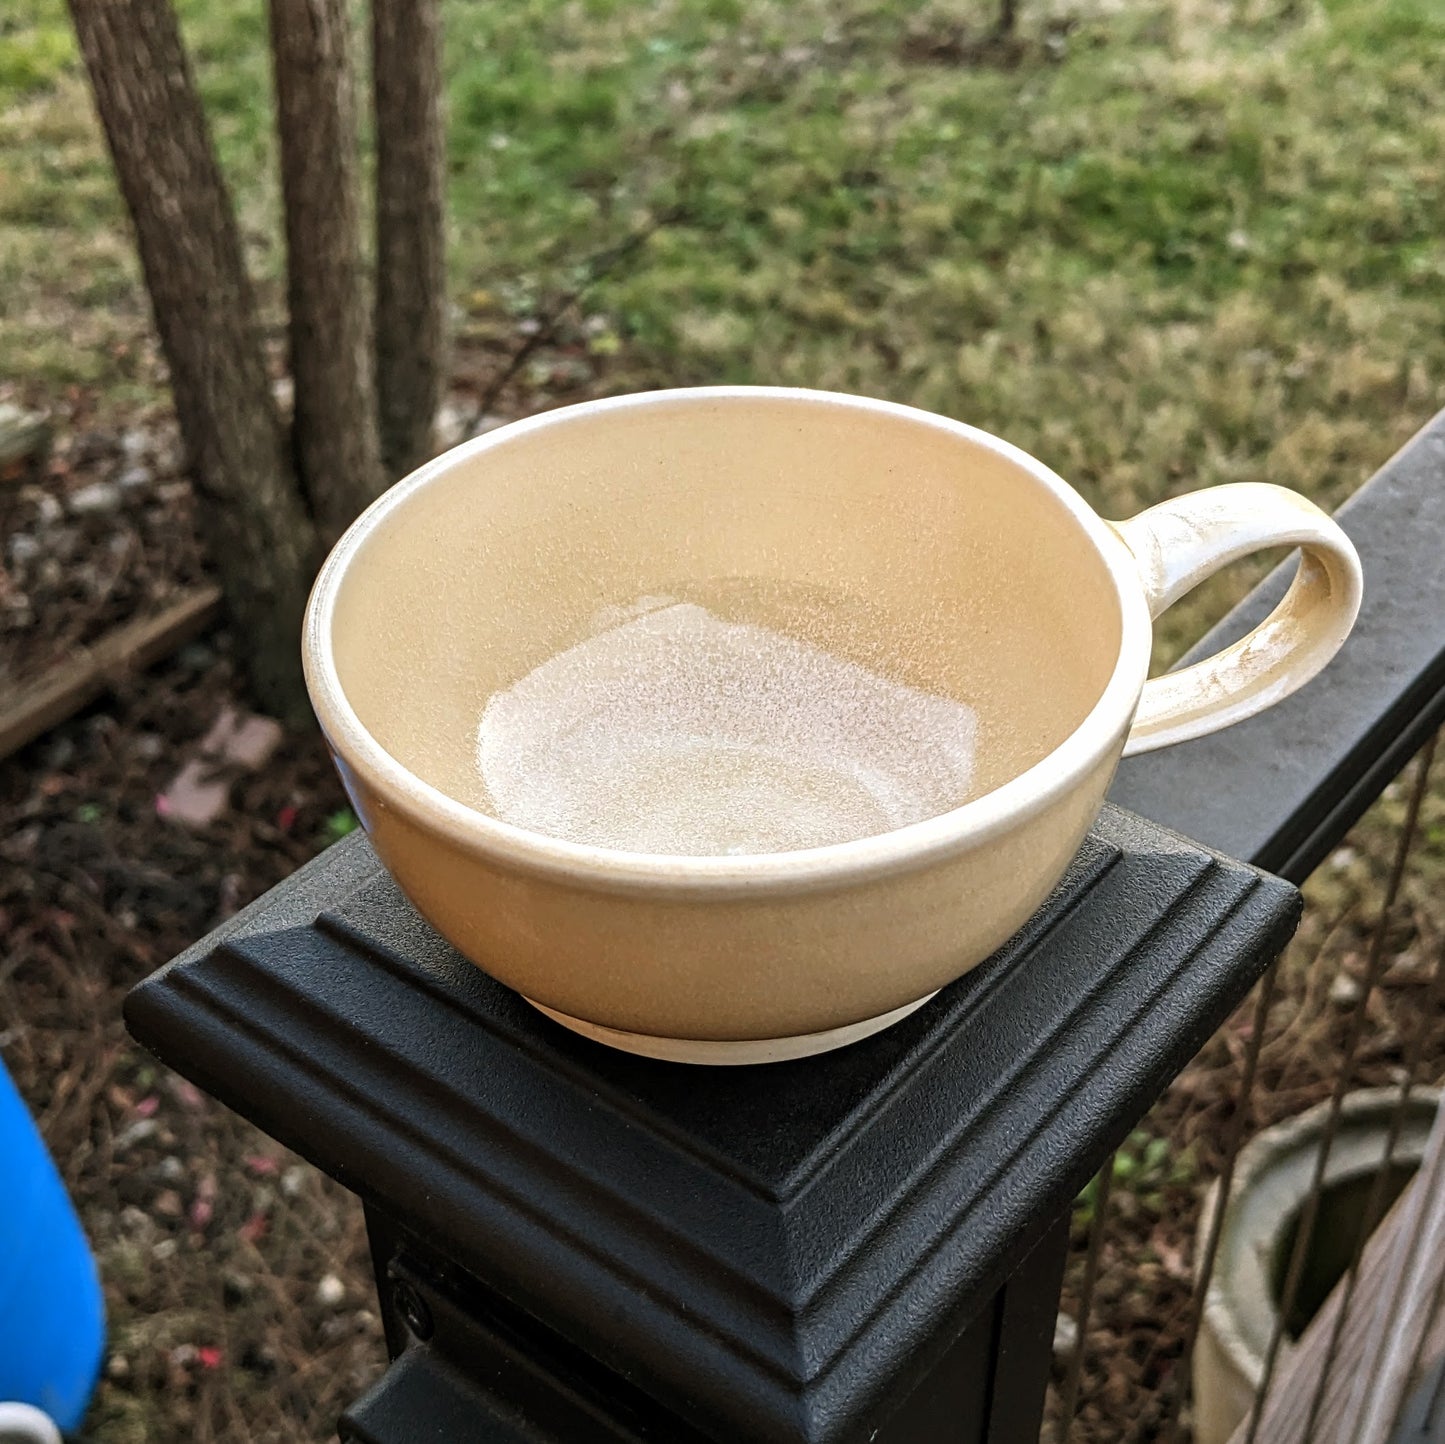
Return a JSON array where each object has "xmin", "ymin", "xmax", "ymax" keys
[{"xmin": 1048, "ymin": 731, "xmax": 1445, "ymax": 1443}]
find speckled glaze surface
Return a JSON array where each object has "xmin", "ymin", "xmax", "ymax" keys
[{"xmin": 304, "ymin": 388, "xmax": 1361, "ymax": 1060}]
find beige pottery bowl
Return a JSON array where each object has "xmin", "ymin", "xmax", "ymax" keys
[{"xmin": 304, "ymin": 388, "xmax": 1360, "ymax": 1063}]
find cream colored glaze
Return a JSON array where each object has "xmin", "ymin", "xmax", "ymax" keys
[
  {"xmin": 326, "ymin": 399, "xmax": 1121, "ymax": 811},
  {"xmin": 524, "ymin": 992, "xmax": 937, "ymax": 1064},
  {"xmin": 1113, "ymin": 483, "xmax": 1362, "ymax": 754},
  {"xmin": 305, "ymin": 388, "xmax": 1361, "ymax": 1057}
]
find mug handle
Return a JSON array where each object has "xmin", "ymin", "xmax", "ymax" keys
[{"xmin": 1110, "ymin": 482, "xmax": 1363, "ymax": 757}]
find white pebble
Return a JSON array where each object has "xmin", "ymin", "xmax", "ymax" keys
[
  {"xmin": 115, "ymin": 1118, "xmax": 158, "ymax": 1151},
  {"xmin": 1330, "ymin": 972, "xmax": 1363, "ymax": 1005},
  {"xmin": 67, "ymin": 481, "xmax": 122, "ymax": 516}
]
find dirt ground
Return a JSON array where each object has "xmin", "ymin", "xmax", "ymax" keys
[
  {"xmin": 3, "ymin": 382, "xmax": 1443, "ymax": 1441},
  {"xmin": 1, "ymin": 642, "xmax": 380, "ymax": 1443},
  {"xmin": 0, "ymin": 334, "xmax": 620, "ymax": 1442}
]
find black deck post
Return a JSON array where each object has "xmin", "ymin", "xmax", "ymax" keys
[{"xmin": 126, "ymin": 806, "xmax": 1296, "ymax": 1443}]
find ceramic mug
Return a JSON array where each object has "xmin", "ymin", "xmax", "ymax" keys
[{"xmin": 304, "ymin": 388, "xmax": 1361, "ymax": 1064}]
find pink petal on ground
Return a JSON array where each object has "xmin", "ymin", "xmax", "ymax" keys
[
  {"xmin": 197, "ymin": 706, "xmax": 240, "ymax": 755},
  {"xmin": 222, "ymin": 716, "xmax": 283, "ymax": 770},
  {"xmin": 155, "ymin": 758, "xmax": 228, "ymax": 828},
  {"xmin": 198, "ymin": 707, "xmax": 283, "ymax": 770}
]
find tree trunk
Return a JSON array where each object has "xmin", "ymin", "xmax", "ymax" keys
[
  {"xmin": 68, "ymin": 0, "xmax": 316, "ymax": 721},
  {"xmin": 270, "ymin": 0, "xmax": 386, "ymax": 542},
  {"xmin": 373, "ymin": 0, "xmax": 448, "ymax": 480},
  {"xmin": 997, "ymin": 0, "xmax": 1019, "ymax": 37}
]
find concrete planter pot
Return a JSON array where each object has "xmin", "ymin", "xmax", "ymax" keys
[{"xmin": 1192, "ymin": 1087, "xmax": 1441, "ymax": 1444}]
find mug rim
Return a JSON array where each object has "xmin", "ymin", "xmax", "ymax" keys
[{"xmin": 303, "ymin": 386, "xmax": 1153, "ymax": 893}]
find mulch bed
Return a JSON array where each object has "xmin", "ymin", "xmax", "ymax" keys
[
  {"xmin": 0, "ymin": 642, "xmax": 376, "ymax": 1443},
  {"xmin": 0, "ymin": 323, "xmax": 628, "ymax": 1441},
  {"xmin": 1, "ymin": 392, "xmax": 209, "ymax": 692}
]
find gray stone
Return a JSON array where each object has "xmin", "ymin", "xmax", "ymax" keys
[
  {"xmin": 7, "ymin": 532, "xmax": 40, "ymax": 565},
  {"xmin": 43, "ymin": 735, "xmax": 76, "ymax": 769},
  {"xmin": 114, "ymin": 1117, "xmax": 158, "ymax": 1151},
  {"xmin": 133, "ymin": 733, "xmax": 165, "ymax": 761},
  {"xmin": 67, "ymin": 480, "xmax": 122, "ymax": 516}
]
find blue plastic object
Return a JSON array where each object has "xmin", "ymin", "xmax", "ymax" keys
[{"xmin": 0, "ymin": 1057, "xmax": 105, "ymax": 1434}]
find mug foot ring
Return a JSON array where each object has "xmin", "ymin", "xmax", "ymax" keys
[{"xmin": 523, "ymin": 994, "xmax": 937, "ymax": 1065}]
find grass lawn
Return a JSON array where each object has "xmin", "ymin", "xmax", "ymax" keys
[{"xmin": 3, "ymin": 0, "xmax": 1442, "ymax": 581}]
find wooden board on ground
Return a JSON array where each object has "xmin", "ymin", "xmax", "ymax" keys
[{"xmin": 0, "ymin": 585, "xmax": 222, "ymax": 760}]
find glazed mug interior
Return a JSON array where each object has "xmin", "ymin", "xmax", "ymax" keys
[{"xmin": 328, "ymin": 390, "xmax": 1125, "ymax": 839}]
